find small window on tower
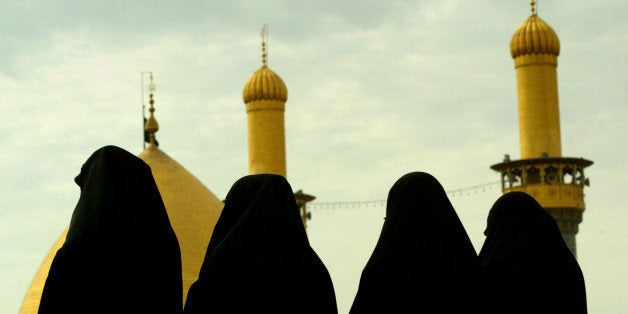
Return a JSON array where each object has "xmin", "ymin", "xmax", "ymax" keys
[
  {"xmin": 525, "ymin": 167, "xmax": 541, "ymax": 184},
  {"xmin": 545, "ymin": 166, "xmax": 559, "ymax": 184}
]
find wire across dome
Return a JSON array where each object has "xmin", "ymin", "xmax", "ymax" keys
[
  {"xmin": 242, "ymin": 66, "xmax": 288, "ymax": 103},
  {"xmin": 510, "ymin": 15, "xmax": 560, "ymax": 58}
]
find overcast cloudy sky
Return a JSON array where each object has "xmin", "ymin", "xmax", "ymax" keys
[{"xmin": 1, "ymin": 1, "xmax": 626, "ymax": 313}]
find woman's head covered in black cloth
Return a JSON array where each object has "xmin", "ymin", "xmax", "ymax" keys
[
  {"xmin": 478, "ymin": 191, "xmax": 587, "ymax": 314},
  {"xmin": 350, "ymin": 171, "xmax": 479, "ymax": 313},
  {"xmin": 39, "ymin": 145, "xmax": 183, "ymax": 314},
  {"xmin": 184, "ymin": 174, "xmax": 337, "ymax": 314}
]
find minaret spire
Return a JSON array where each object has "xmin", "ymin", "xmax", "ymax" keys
[
  {"xmin": 260, "ymin": 23, "xmax": 268, "ymax": 66},
  {"xmin": 530, "ymin": 0, "xmax": 537, "ymax": 16},
  {"xmin": 144, "ymin": 73, "xmax": 159, "ymax": 147}
]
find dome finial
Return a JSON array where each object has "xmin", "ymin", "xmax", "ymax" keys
[
  {"xmin": 530, "ymin": 0, "xmax": 537, "ymax": 16},
  {"xmin": 144, "ymin": 73, "xmax": 159, "ymax": 147},
  {"xmin": 260, "ymin": 23, "xmax": 268, "ymax": 66}
]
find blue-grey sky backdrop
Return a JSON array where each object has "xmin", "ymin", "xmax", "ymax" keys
[{"xmin": 1, "ymin": 1, "xmax": 626, "ymax": 313}]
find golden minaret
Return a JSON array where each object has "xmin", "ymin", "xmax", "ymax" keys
[
  {"xmin": 242, "ymin": 24, "xmax": 288, "ymax": 177},
  {"xmin": 491, "ymin": 1, "xmax": 593, "ymax": 257},
  {"xmin": 240, "ymin": 26, "xmax": 316, "ymax": 228}
]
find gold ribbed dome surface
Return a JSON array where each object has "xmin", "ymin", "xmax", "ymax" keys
[
  {"xmin": 242, "ymin": 65, "xmax": 288, "ymax": 103},
  {"xmin": 19, "ymin": 145, "xmax": 223, "ymax": 313},
  {"xmin": 510, "ymin": 15, "xmax": 560, "ymax": 58}
]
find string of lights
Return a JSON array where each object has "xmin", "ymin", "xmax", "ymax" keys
[{"xmin": 307, "ymin": 181, "xmax": 501, "ymax": 210}]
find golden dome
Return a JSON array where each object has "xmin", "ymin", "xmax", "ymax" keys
[
  {"xmin": 242, "ymin": 65, "xmax": 288, "ymax": 103},
  {"xmin": 242, "ymin": 25, "xmax": 288, "ymax": 103},
  {"xmin": 510, "ymin": 14, "xmax": 560, "ymax": 58}
]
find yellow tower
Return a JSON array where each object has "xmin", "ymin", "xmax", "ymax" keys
[
  {"xmin": 491, "ymin": 1, "xmax": 592, "ymax": 257},
  {"xmin": 18, "ymin": 75, "xmax": 223, "ymax": 312},
  {"xmin": 242, "ymin": 25, "xmax": 288, "ymax": 177}
]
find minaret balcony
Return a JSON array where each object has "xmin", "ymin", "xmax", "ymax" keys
[{"xmin": 490, "ymin": 156, "xmax": 593, "ymax": 209}]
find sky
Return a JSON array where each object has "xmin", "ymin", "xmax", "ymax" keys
[{"xmin": 1, "ymin": 1, "xmax": 626, "ymax": 313}]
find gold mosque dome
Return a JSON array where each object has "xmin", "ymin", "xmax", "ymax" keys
[
  {"xmin": 242, "ymin": 65, "xmax": 288, "ymax": 103},
  {"xmin": 242, "ymin": 25, "xmax": 288, "ymax": 103},
  {"xmin": 19, "ymin": 82, "xmax": 223, "ymax": 312},
  {"xmin": 510, "ymin": 3, "xmax": 560, "ymax": 59}
]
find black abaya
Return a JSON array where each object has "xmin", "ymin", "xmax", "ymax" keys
[
  {"xmin": 39, "ymin": 145, "xmax": 183, "ymax": 314},
  {"xmin": 350, "ymin": 172, "xmax": 480, "ymax": 313},
  {"xmin": 478, "ymin": 191, "xmax": 587, "ymax": 314},
  {"xmin": 183, "ymin": 174, "xmax": 337, "ymax": 314}
]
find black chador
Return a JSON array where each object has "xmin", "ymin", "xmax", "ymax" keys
[
  {"xmin": 479, "ymin": 191, "xmax": 587, "ymax": 314},
  {"xmin": 39, "ymin": 145, "xmax": 183, "ymax": 314},
  {"xmin": 350, "ymin": 172, "xmax": 480, "ymax": 313},
  {"xmin": 184, "ymin": 174, "xmax": 337, "ymax": 314}
]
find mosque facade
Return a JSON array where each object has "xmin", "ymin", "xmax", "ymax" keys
[{"xmin": 19, "ymin": 2, "xmax": 591, "ymax": 312}]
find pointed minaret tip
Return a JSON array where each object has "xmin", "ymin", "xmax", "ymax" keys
[
  {"xmin": 145, "ymin": 73, "xmax": 159, "ymax": 147},
  {"xmin": 260, "ymin": 23, "xmax": 268, "ymax": 67},
  {"xmin": 530, "ymin": 0, "xmax": 537, "ymax": 16}
]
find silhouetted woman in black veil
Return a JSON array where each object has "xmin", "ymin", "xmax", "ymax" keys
[
  {"xmin": 478, "ymin": 191, "xmax": 587, "ymax": 314},
  {"xmin": 39, "ymin": 145, "xmax": 183, "ymax": 314},
  {"xmin": 350, "ymin": 172, "xmax": 480, "ymax": 313},
  {"xmin": 183, "ymin": 174, "xmax": 337, "ymax": 314}
]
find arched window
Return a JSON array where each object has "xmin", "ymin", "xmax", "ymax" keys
[{"xmin": 525, "ymin": 167, "xmax": 541, "ymax": 184}]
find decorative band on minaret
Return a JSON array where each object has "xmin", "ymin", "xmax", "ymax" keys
[
  {"xmin": 491, "ymin": 3, "xmax": 592, "ymax": 257},
  {"xmin": 242, "ymin": 25, "xmax": 288, "ymax": 177}
]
